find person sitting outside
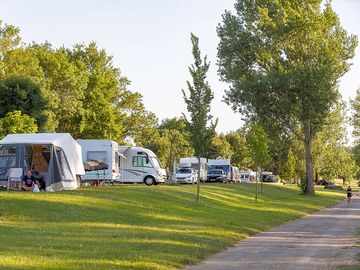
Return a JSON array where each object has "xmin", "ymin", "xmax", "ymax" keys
[{"xmin": 21, "ymin": 170, "xmax": 38, "ymax": 191}]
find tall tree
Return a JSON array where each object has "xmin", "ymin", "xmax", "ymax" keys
[
  {"xmin": 182, "ymin": 33, "xmax": 217, "ymax": 202},
  {"xmin": 217, "ymin": 0, "xmax": 357, "ymax": 195},
  {"xmin": 66, "ymin": 42, "xmax": 126, "ymax": 141}
]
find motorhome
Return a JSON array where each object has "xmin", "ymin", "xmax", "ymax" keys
[
  {"xmin": 118, "ymin": 146, "xmax": 166, "ymax": 185},
  {"xmin": 77, "ymin": 139, "xmax": 121, "ymax": 183},
  {"xmin": 0, "ymin": 133, "xmax": 85, "ymax": 191},
  {"xmin": 208, "ymin": 159, "xmax": 232, "ymax": 182},
  {"xmin": 178, "ymin": 157, "xmax": 207, "ymax": 182},
  {"xmin": 175, "ymin": 164, "xmax": 198, "ymax": 184}
]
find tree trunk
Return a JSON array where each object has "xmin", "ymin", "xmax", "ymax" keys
[
  {"xmin": 304, "ymin": 123, "xmax": 315, "ymax": 195},
  {"xmin": 196, "ymin": 156, "xmax": 201, "ymax": 203}
]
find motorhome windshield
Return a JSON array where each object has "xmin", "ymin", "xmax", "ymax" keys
[
  {"xmin": 177, "ymin": 168, "xmax": 191, "ymax": 174},
  {"xmin": 210, "ymin": 165, "xmax": 230, "ymax": 173},
  {"xmin": 150, "ymin": 157, "xmax": 162, "ymax": 168},
  {"xmin": 209, "ymin": 169, "xmax": 223, "ymax": 174}
]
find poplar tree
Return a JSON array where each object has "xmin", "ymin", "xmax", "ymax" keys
[{"xmin": 182, "ymin": 33, "xmax": 217, "ymax": 203}]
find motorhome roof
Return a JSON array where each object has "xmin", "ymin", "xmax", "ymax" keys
[
  {"xmin": 179, "ymin": 157, "xmax": 207, "ymax": 164},
  {"xmin": 208, "ymin": 159, "xmax": 231, "ymax": 166},
  {"xmin": 118, "ymin": 146, "xmax": 157, "ymax": 157}
]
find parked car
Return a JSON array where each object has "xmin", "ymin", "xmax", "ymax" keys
[
  {"xmin": 262, "ymin": 174, "xmax": 276, "ymax": 182},
  {"xmin": 175, "ymin": 167, "xmax": 198, "ymax": 184},
  {"xmin": 207, "ymin": 169, "xmax": 227, "ymax": 183},
  {"xmin": 318, "ymin": 179, "xmax": 334, "ymax": 186}
]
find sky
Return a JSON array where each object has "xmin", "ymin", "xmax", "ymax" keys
[{"xmin": 0, "ymin": 0, "xmax": 359, "ymax": 134}]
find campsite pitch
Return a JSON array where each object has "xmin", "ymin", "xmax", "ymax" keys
[{"xmin": 0, "ymin": 184, "xmax": 344, "ymax": 270}]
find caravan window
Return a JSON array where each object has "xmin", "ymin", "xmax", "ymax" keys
[
  {"xmin": 132, "ymin": 156, "xmax": 152, "ymax": 168},
  {"xmin": 87, "ymin": 151, "xmax": 107, "ymax": 162},
  {"xmin": 0, "ymin": 147, "xmax": 16, "ymax": 168}
]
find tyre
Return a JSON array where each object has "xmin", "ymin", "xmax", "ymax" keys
[{"xmin": 144, "ymin": 176, "xmax": 155, "ymax": 186}]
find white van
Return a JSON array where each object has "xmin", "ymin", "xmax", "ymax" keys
[
  {"xmin": 175, "ymin": 163, "xmax": 198, "ymax": 184},
  {"xmin": 77, "ymin": 139, "xmax": 121, "ymax": 183},
  {"xmin": 118, "ymin": 146, "xmax": 166, "ymax": 186},
  {"xmin": 178, "ymin": 157, "xmax": 207, "ymax": 182}
]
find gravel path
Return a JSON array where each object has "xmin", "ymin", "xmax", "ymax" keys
[{"xmin": 184, "ymin": 196, "xmax": 360, "ymax": 270}]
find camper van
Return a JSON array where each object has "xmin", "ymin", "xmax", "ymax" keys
[
  {"xmin": 178, "ymin": 157, "xmax": 207, "ymax": 182},
  {"xmin": 77, "ymin": 139, "xmax": 121, "ymax": 183},
  {"xmin": 118, "ymin": 146, "xmax": 166, "ymax": 185},
  {"xmin": 208, "ymin": 159, "xmax": 232, "ymax": 182},
  {"xmin": 0, "ymin": 133, "xmax": 85, "ymax": 191}
]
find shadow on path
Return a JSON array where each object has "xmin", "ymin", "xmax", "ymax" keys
[{"xmin": 184, "ymin": 197, "xmax": 360, "ymax": 270}]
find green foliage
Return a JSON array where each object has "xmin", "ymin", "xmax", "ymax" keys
[
  {"xmin": 159, "ymin": 117, "xmax": 187, "ymax": 131},
  {"xmin": 280, "ymin": 149, "xmax": 296, "ymax": 183},
  {"xmin": 0, "ymin": 20, "xmax": 20, "ymax": 57},
  {"xmin": 182, "ymin": 33, "xmax": 217, "ymax": 158},
  {"xmin": 208, "ymin": 134, "xmax": 233, "ymax": 159},
  {"xmin": 225, "ymin": 131, "xmax": 254, "ymax": 169},
  {"xmin": 313, "ymin": 102, "xmax": 358, "ymax": 181},
  {"xmin": 0, "ymin": 21, "xmax": 152, "ymax": 142},
  {"xmin": 65, "ymin": 42, "xmax": 125, "ymax": 141},
  {"xmin": 246, "ymin": 124, "xmax": 270, "ymax": 170},
  {"xmin": 0, "ymin": 185, "xmax": 344, "ymax": 269},
  {"xmin": 140, "ymin": 120, "xmax": 194, "ymax": 174},
  {"xmin": 0, "ymin": 76, "xmax": 48, "ymax": 129},
  {"xmin": 0, "ymin": 110, "xmax": 38, "ymax": 138},
  {"xmin": 120, "ymin": 91, "xmax": 158, "ymax": 144},
  {"xmin": 217, "ymin": 0, "xmax": 357, "ymax": 194}
]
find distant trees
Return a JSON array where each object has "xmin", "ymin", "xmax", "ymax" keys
[
  {"xmin": 217, "ymin": 0, "xmax": 357, "ymax": 194},
  {"xmin": 0, "ymin": 22, "xmax": 154, "ymax": 143}
]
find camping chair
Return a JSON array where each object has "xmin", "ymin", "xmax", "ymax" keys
[{"xmin": 7, "ymin": 168, "xmax": 24, "ymax": 190}]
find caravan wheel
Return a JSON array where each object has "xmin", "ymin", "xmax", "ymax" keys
[{"xmin": 144, "ymin": 176, "xmax": 155, "ymax": 186}]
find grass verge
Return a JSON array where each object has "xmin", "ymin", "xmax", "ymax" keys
[
  {"xmin": 0, "ymin": 183, "xmax": 344, "ymax": 270},
  {"xmin": 338, "ymin": 227, "xmax": 360, "ymax": 270}
]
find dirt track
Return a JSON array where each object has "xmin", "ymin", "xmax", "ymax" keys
[{"xmin": 184, "ymin": 197, "xmax": 360, "ymax": 270}]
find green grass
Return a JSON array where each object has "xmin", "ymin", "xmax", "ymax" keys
[{"xmin": 0, "ymin": 183, "xmax": 345, "ymax": 270}]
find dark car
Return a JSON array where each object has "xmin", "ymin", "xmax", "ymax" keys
[
  {"xmin": 262, "ymin": 175, "xmax": 276, "ymax": 183},
  {"xmin": 317, "ymin": 179, "xmax": 334, "ymax": 186},
  {"xmin": 207, "ymin": 169, "xmax": 227, "ymax": 183}
]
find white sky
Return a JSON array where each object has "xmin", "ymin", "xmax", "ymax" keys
[{"xmin": 0, "ymin": 0, "xmax": 359, "ymax": 133}]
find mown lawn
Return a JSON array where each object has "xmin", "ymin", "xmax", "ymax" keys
[{"xmin": 0, "ymin": 183, "xmax": 345, "ymax": 270}]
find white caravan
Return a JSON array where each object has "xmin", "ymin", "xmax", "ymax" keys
[
  {"xmin": 231, "ymin": 166, "xmax": 241, "ymax": 183},
  {"xmin": 239, "ymin": 170, "xmax": 257, "ymax": 183},
  {"xmin": 0, "ymin": 133, "xmax": 85, "ymax": 192},
  {"xmin": 178, "ymin": 157, "xmax": 207, "ymax": 182},
  {"xmin": 118, "ymin": 146, "xmax": 166, "ymax": 186},
  {"xmin": 77, "ymin": 139, "xmax": 121, "ymax": 183},
  {"xmin": 208, "ymin": 159, "xmax": 232, "ymax": 182},
  {"xmin": 175, "ymin": 163, "xmax": 198, "ymax": 184}
]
